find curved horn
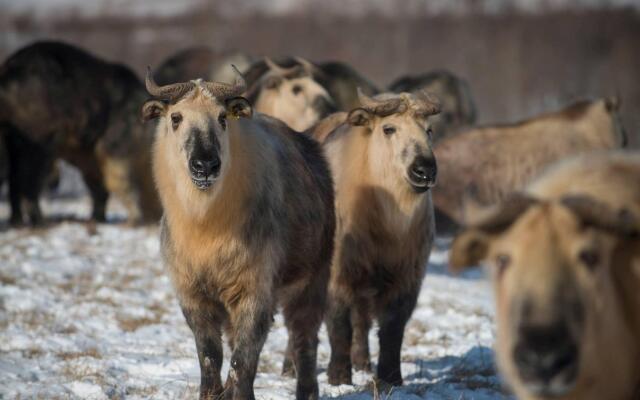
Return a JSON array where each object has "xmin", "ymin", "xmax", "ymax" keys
[
  {"xmin": 466, "ymin": 193, "xmax": 539, "ymax": 233},
  {"xmin": 294, "ymin": 57, "xmax": 316, "ymax": 74},
  {"xmin": 264, "ymin": 57, "xmax": 301, "ymax": 77},
  {"xmin": 357, "ymin": 87, "xmax": 405, "ymax": 116},
  {"xmin": 413, "ymin": 90, "xmax": 442, "ymax": 115},
  {"xmin": 561, "ymin": 195, "xmax": 639, "ymax": 236},
  {"xmin": 202, "ymin": 64, "xmax": 247, "ymax": 99},
  {"xmin": 145, "ymin": 66, "xmax": 196, "ymax": 102}
]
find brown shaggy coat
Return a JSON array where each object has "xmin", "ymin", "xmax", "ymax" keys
[
  {"xmin": 146, "ymin": 81, "xmax": 334, "ymax": 400},
  {"xmin": 450, "ymin": 151, "xmax": 640, "ymax": 400},
  {"xmin": 312, "ymin": 91, "xmax": 439, "ymax": 387},
  {"xmin": 433, "ymin": 97, "xmax": 626, "ymax": 232}
]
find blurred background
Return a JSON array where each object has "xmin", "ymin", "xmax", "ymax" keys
[{"xmin": 1, "ymin": 0, "xmax": 639, "ymax": 145}]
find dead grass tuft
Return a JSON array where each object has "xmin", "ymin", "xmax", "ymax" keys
[
  {"xmin": 117, "ymin": 315, "xmax": 161, "ymax": 332},
  {"xmin": 22, "ymin": 347, "xmax": 45, "ymax": 359},
  {"xmin": 0, "ymin": 272, "xmax": 17, "ymax": 285},
  {"xmin": 57, "ymin": 347, "xmax": 101, "ymax": 360}
]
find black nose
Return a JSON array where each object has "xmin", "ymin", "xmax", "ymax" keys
[
  {"xmin": 189, "ymin": 158, "xmax": 220, "ymax": 177},
  {"xmin": 409, "ymin": 156, "xmax": 437, "ymax": 185},
  {"xmin": 514, "ymin": 323, "xmax": 578, "ymax": 384}
]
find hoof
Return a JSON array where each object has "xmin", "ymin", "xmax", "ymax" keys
[
  {"xmin": 295, "ymin": 383, "xmax": 319, "ymax": 400},
  {"xmin": 352, "ymin": 358, "xmax": 372, "ymax": 372},
  {"xmin": 375, "ymin": 374, "xmax": 403, "ymax": 388},
  {"xmin": 327, "ymin": 365, "xmax": 352, "ymax": 386}
]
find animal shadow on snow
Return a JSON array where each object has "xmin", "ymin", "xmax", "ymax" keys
[{"xmin": 322, "ymin": 346, "xmax": 512, "ymax": 399}]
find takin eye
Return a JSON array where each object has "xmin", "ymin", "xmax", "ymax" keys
[
  {"xmin": 218, "ymin": 112, "xmax": 227, "ymax": 130},
  {"xmin": 578, "ymin": 248, "xmax": 600, "ymax": 272},
  {"xmin": 495, "ymin": 254, "xmax": 511, "ymax": 277},
  {"xmin": 382, "ymin": 125, "xmax": 396, "ymax": 136},
  {"xmin": 170, "ymin": 113, "xmax": 182, "ymax": 130},
  {"xmin": 292, "ymin": 84, "xmax": 303, "ymax": 95}
]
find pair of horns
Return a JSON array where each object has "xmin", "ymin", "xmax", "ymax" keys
[
  {"xmin": 465, "ymin": 192, "xmax": 639, "ymax": 237},
  {"xmin": 145, "ymin": 65, "xmax": 246, "ymax": 102},
  {"xmin": 357, "ymin": 88, "xmax": 442, "ymax": 117},
  {"xmin": 264, "ymin": 57, "xmax": 315, "ymax": 77}
]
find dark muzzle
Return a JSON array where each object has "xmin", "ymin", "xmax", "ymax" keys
[
  {"xmin": 189, "ymin": 157, "xmax": 221, "ymax": 190},
  {"xmin": 407, "ymin": 155, "xmax": 437, "ymax": 193},
  {"xmin": 513, "ymin": 321, "xmax": 579, "ymax": 397}
]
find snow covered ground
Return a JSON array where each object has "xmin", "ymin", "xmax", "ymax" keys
[{"xmin": 0, "ymin": 196, "xmax": 512, "ymax": 399}]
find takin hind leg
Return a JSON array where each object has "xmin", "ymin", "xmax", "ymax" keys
[
  {"xmin": 326, "ymin": 295, "xmax": 353, "ymax": 386},
  {"xmin": 82, "ymin": 168, "xmax": 109, "ymax": 223},
  {"xmin": 376, "ymin": 290, "xmax": 419, "ymax": 386},
  {"xmin": 281, "ymin": 334, "xmax": 295, "ymax": 378},
  {"xmin": 281, "ymin": 277, "xmax": 327, "ymax": 400},
  {"xmin": 351, "ymin": 299, "xmax": 372, "ymax": 372},
  {"xmin": 6, "ymin": 129, "xmax": 51, "ymax": 226},
  {"xmin": 182, "ymin": 304, "xmax": 226, "ymax": 400},
  {"xmin": 7, "ymin": 143, "xmax": 24, "ymax": 226}
]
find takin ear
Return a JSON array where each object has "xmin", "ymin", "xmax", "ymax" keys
[
  {"xmin": 141, "ymin": 100, "xmax": 167, "ymax": 122},
  {"xmin": 449, "ymin": 229, "xmax": 491, "ymax": 273},
  {"xmin": 226, "ymin": 97, "xmax": 253, "ymax": 119},
  {"xmin": 347, "ymin": 108, "xmax": 372, "ymax": 127},
  {"xmin": 450, "ymin": 193, "xmax": 538, "ymax": 273}
]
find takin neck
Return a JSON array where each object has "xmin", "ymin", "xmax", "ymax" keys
[{"xmin": 335, "ymin": 126, "xmax": 430, "ymax": 235}]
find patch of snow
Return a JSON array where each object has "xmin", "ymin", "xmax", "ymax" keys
[{"xmin": 0, "ymin": 196, "xmax": 512, "ymax": 399}]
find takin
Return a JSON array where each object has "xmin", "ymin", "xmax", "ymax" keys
[
  {"xmin": 0, "ymin": 41, "xmax": 161, "ymax": 225},
  {"xmin": 450, "ymin": 151, "xmax": 640, "ymax": 400},
  {"xmin": 388, "ymin": 70, "xmax": 477, "ymax": 141},
  {"xmin": 433, "ymin": 97, "xmax": 627, "ymax": 233},
  {"xmin": 243, "ymin": 57, "xmax": 379, "ymax": 111},
  {"xmin": 311, "ymin": 89, "xmax": 441, "ymax": 386},
  {"xmin": 153, "ymin": 46, "xmax": 254, "ymax": 86},
  {"xmin": 244, "ymin": 57, "xmax": 337, "ymax": 131},
  {"xmin": 142, "ymin": 68, "xmax": 335, "ymax": 400}
]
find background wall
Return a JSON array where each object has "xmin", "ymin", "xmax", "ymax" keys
[{"xmin": 1, "ymin": 0, "xmax": 638, "ymax": 145}]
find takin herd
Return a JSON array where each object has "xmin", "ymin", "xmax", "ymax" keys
[{"xmin": 0, "ymin": 41, "xmax": 638, "ymax": 400}]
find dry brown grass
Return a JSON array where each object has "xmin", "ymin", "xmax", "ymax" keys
[
  {"xmin": 21, "ymin": 347, "xmax": 45, "ymax": 359},
  {"xmin": 18, "ymin": 309, "xmax": 55, "ymax": 330},
  {"xmin": 57, "ymin": 347, "xmax": 101, "ymax": 360},
  {"xmin": 0, "ymin": 272, "xmax": 17, "ymax": 285},
  {"xmin": 117, "ymin": 315, "xmax": 161, "ymax": 332}
]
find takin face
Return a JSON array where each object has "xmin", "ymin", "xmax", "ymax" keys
[
  {"xmin": 347, "ymin": 89, "xmax": 441, "ymax": 195},
  {"xmin": 450, "ymin": 195, "xmax": 640, "ymax": 400},
  {"xmin": 388, "ymin": 70, "xmax": 477, "ymax": 141},
  {"xmin": 251, "ymin": 58, "xmax": 335, "ymax": 131},
  {"xmin": 141, "ymin": 67, "xmax": 251, "ymax": 217}
]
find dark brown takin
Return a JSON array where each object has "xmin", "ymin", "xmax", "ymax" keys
[
  {"xmin": 0, "ymin": 40, "xmax": 161, "ymax": 225},
  {"xmin": 311, "ymin": 89, "xmax": 440, "ymax": 387},
  {"xmin": 143, "ymin": 67, "xmax": 335, "ymax": 400}
]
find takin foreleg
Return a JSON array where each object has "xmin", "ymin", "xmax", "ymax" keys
[
  {"xmin": 281, "ymin": 275, "xmax": 327, "ymax": 400},
  {"xmin": 351, "ymin": 298, "xmax": 373, "ymax": 372},
  {"xmin": 182, "ymin": 304, "xmax": 226, "ymax": 400},
  {"xmin": 224, "ymin": 297, "xmax": 273, "ymax": 400},
  {"xmin": 376, "ymin": 289, "xmax": 419, "ymax": 386},
  {"xmin": 326, "ymin": 295, "xmax": 354, "ymax": 386}
]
